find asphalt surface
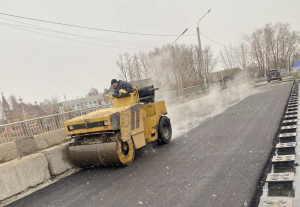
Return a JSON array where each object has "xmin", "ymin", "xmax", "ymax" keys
[{"xmin": 8, "ymin": 81, "xmax": 293, "ymax": 207}]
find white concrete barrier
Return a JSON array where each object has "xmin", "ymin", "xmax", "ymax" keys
[
  {"xmin": 0, "ymin": 142, "xmax": 19, "ymax": 164},
  {"xmin": 0, "ymin": 154, "xmax": 50, "ymax": 200},
  {"xmin": 15, "ymin": 137, "xmax": 38, "ymax": 156},
  {"xmin": 34, "ymin": 129, "xmax": 67, "ymax": 150},
  {"xmin": 41, "ymin": 144, "xmax": 75, "ymax": 176}
]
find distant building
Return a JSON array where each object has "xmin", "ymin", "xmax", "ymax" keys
[
  {"xmin": 1, "ymin": 93, "xmax": 48, "ymax": 124},
  {"xmin": 58, "ymin": 94, "xmax": 107, "ymax": 113}
]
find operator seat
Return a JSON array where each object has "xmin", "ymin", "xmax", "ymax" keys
[{"xmin": 138, "ymin": 85, "xmax": 155, "ymax": 103}]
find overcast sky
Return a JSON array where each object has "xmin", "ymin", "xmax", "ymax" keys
[{"xmin": 0, "ymin": 0, "xmax": 299, "ymax": 103}]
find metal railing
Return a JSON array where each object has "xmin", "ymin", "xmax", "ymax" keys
[{"xmin": 0, "ymin": 104, "xmax": 111, "ymax": 144}]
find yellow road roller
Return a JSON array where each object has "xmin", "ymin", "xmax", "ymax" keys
[{"xmin": 64, "ymin": 86, "xmax": 172, "ymax": 167}]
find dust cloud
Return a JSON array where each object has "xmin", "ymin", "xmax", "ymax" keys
[{"xmin": 167, "ymin": 81, "xmax": 261, "ymax": 139}]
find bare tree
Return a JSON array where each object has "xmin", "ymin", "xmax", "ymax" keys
[
  {"xmin": 220, "ymin": 45, "xmax": 236, "ymax": 70},
  {"xmin": 203, "ymin": 45, "xmax": 218, "ymax": 84},
  {"xmin": 249, "ymin": 28, "xmax": 266, "ymax": 76},
  {"xmin": 124, "ymin": 52, "xmax": 134, "ymax": 82},
  {"xmin": 247, "ymin": 23, "xmax": 300, "ymax": 75},
  {"xmin": 285, "ymin": 30, "xmax": 300, "ymax": 72},
  {"xmin": 8, "ymin": 94, "xmax": 18, "ymax": 110},
  {"xmin": 116, "ymin": 54, "xmax": 128, "ymax": 81},
  {"xmin": 132, "ymin": 53, "xmax": 142, "ymax": 81},
  {"xmin": 86, "ymin": 87, "xmax": 100, "ymax": 97},
  {"xmin": 138, "ymin": 52, "xmax": 152, "ymax": 79},
  {"xmin": 234, "ymin": 43, "xmax": 249, "ymax": 79},
  {"xmin": 116, "ymin": 43, "xmax": 218, "ymax": 91},
  {"xmin": 40, "ymin": 96, "xmax": 60, "ymax": 114}
]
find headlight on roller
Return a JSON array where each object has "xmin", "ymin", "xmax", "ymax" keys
[
  {"xmin": 103, "ymin": 120, "xmax": 109, "ymax": 126},
  {"xmin": 68, "ymin": 125, "xmax": 74, "ymax": 131}
]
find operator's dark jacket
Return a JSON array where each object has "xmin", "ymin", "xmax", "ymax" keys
[{"xmin": 114, "ymin": 80, "xmax": 133, "ymax": 94}]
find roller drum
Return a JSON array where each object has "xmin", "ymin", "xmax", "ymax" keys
[
  {"xmin": 69, "ymin": 133, "xmax": 135, "ymax": 167},
  {"xmin": 69, "ymin": 142, "xmax": 119, "ymax": 167}
]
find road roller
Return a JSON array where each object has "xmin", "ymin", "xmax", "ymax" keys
[{"xmin": 64, "ymin": 86, "xmax": 172, "ymax": 167}]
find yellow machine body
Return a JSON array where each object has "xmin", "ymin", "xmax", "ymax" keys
[{"xmin": 64, "ymin": 89, "xmax": 168, "ymax": 167}]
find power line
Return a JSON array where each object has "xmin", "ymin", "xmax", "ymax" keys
[
  {"xmin": 0, "ymin": 17, "xmax": 156, "ymax": 48},
  {"xmin": 0, "ymin": 12, "xmax": 196, "ymax": 37},
  {"xmin": 0, "ymin": 22, "xmax": 151, "ymax": 51},
  {"xmin": 219, "ymin": 36, "xmax": 253, "ymax": 50},
  {"xmin": 200, "ymin": 33, "xmax": 227, "ymax": 47},
  {"xmin": 0, "ymin": 12, "xmax": 229, "ymax": 49}
]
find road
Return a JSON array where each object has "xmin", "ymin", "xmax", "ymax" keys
[
  {"xmin": 8, "ymin": 81, "xmax": 293, "ymax": 207},
  {"xmin": 255, "ymin": 75, "xmax": 294, "ymax": 87}
]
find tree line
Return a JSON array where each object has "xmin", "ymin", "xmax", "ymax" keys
[
  {"xmin": 116, "ymin": 44, "xmax": 218, "ymax": 91},
  {"xmin": 220, "ymin": 22, "xmax": 300, "ymax": 77},
  {"xmin": 116, "ymin": 22, "xmax": 300, "ymax": 90}
]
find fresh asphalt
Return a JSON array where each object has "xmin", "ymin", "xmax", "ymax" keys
[{"xmin": 8, "ymin": 81, "xmax": 293, "ymax": 207}]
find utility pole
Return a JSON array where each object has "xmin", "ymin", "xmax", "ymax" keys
[
  {"xmin": 196, "ymin": 9, "xmax": 211, "ymax": 92},
  {"xmin": 197, "ymin": 28, "xmax": 207, "ymax": 92}
]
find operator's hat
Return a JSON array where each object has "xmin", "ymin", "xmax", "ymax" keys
[{"xmin": 111, "ymin": 79, "xmax": 118, "ymax": 85}]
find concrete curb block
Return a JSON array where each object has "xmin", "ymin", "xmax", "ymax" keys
[
  {"xmin": 41, "ymin": 144, "xmax": 75, "ymax": 176},
  {"xmin": 0, "ymin": 129, "xmax": 67, "ymax": 165},
  {"xmin": 34, "ymin": 129, "xmax": 67, "ymax": 151},
  {"xmin": 0, "ymin": 142, "xmax": 19, "ymax": 164},
  {"xmin": 15, "ymin": 137, "xmax": 38, "ymax": 157},
  {"xmin": 0, "ymin": 154, "xmax": 50, "ymax": 200}
]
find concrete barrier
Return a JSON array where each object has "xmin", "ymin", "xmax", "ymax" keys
[
  {"xmin": 41, "ymin": 144, "xmax": 75, "ymax": 176},
  {"xmin": 0, "ymin": 154, "xmax": 50, "ymax": 200},
  {"xmin": 34, "ymin": 129, "xmax": 67, "ymax": 150},
  {"xmin": 0, "ymin": 142, "xmax": 19, "ymax": 164},
  {"xmin": 15, "ymin": 137, "xmax": 38, "ymax": 157}
]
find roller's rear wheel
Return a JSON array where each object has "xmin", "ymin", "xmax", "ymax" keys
[
  {"xmin": 158, "ymin": 116, "xmax": 172, "ymax": 144},
  {"xmin": 116, "ymin": 137, "xmax": 135, "ymax": 166}
]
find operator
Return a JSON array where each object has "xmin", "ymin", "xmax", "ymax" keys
[{"xmin": 111, "ymin": 79, "xmax": 133, "ymax": 97}]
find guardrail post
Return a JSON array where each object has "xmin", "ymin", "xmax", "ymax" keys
[
  {"xmin": 21, "ymin": 122, "xmax": 29, "ymax": 138},
  {"xmin": 67, "ymin": 112, "xmax": 72, "ymax": 120},
  {"xmin": 38, "ymin": 118, "xmax": 45, "ymax": 131},
  {"xmin": 54, "ymin": 115, "xmax": 60, "ymax": 129}
]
